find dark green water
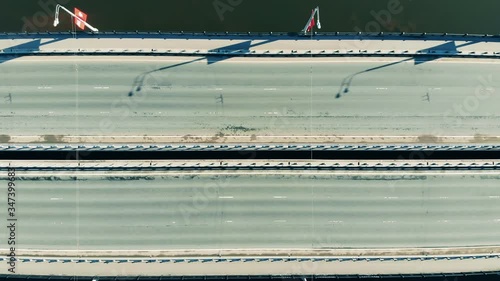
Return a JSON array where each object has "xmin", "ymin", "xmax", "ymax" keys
[{"xmin": 1, "ymin": 0, "xmax": 499, "ymax": 34}]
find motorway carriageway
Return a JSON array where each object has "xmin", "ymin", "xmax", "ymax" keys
[
  {"xmin": 1, "ymin": 165, "xmax": 499, "ymax": 253},
  {"xmin": 1, "ymin": 56, "xmax": 500, "ymax": 144}
]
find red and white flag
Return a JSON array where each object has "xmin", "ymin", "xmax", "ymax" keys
[
  {"xmin": 74, "ymin": 8, "xmax": 88, "ymax": 30},
  {"xmin": 306, "ymin": 10, "xmax": 316, "ymax": 32}
]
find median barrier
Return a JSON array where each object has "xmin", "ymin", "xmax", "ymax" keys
[{"xmin": 7, "ymin": 254, "xmax": 500, "ymax": 264}]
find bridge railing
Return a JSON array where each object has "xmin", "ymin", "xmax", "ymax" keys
[
  {"xmin": 2, "ymin": 144, "xmax": 500, "ymax": 152},
  {"xmin": 0, "ymin": 31, "xmax": 500, "ymax": 40},
  {"xmin": 1, "ymin": 47, "xmax": 499, "ymax": 58},
  {"xmin": 6, "ymin": 253, "xmax": 500, "ymax": 264},
  {"xmin": 1, "ymin": 31, "xmax": 499, "ymax": 58}
]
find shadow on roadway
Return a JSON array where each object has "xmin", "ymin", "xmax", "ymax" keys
[
  {"xmin": 128, "ymin": 39, "xmax": 276, "ymax": 97},
  {"xmin": 0, "ymin": 37, "xmax": 66, "ymax": 65},
  {"xmin": 335, "ymin": 40, "xmax": 479, "ymax": 98}
]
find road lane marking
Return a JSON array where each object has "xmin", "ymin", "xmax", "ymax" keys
[
  {"xmin": 264, "ymin": 88, "xmax": 277, "ymax": 91},
  {"xmin": 218, "ymin": 196, "xmax": 234, "ymax": 199},
  {"xmin": 225, "ymin": 220, "xmax": 233, "ymax": 223},
  {"xmin": 328, "ymin": 220, "xmax": 344, "ymax": 224},
  {"xmin": 273, "ymin": 196, "xmax": 287, "ymax": 199},
  {"xmin": 50, "ymin": 198, "xmax": 63, "ymax": 201},
  {"xmin": 383, "ymin": 220, "xmax": 396, "ymax": 224},
  {"xmin": 489, "ymin": 196, "xmax": 500, "ymax": 199},
  {"xmin": 384, "ymin": 196, "xmax": 398, "ymax": 199}
]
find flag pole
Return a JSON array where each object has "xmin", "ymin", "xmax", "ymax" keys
[
  {"xmin": 301, "ymin": 6, "xmax": 321, "ymax": 34},
  {"xmin": 54, "ymin": 4, "xmax": 99, "ymax": 32}
]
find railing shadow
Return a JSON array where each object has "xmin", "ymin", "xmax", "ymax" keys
[{"xmin": 0, "ymin": 37, "xmax": 66, "ymax": 64}]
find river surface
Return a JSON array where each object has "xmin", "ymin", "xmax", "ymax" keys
[{"xmin": 1, "ymin": 0, "xmax": 499, "ymax": 34}]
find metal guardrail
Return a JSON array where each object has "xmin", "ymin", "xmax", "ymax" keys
[
  {"xmin": 1, "ymin": 48, "xmax": 499, "ymax": 58},
  {"xmin": 1, "ymin": 272, "xmax": 500, "ymax": 280},
  {"xmin": 1, "ymin": 273, "xmax": 500, "ymax": 280},
  {"xmin": 1, "ymin": 144, "xmax": 500, "ymax": 152},
  {"xmin": 1, "ymin": 31, "xmax": 500, "ymax": 58},
  {"xmin": 1, "ymin": 31, "xmax": 500, "ymax": 39},
  {"xmin": 4, "ymin": 254, "xmax": 500, "ymax": 265},
  {"xmin": 1, "ymin": 161, "xmax": 499, "ymax": 171}
]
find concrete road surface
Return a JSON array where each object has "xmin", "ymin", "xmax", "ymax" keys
[
  {"xmin": 0, "ymin": 56, "xmax": 499, "ymax": 144},
  {"xmin": 1, "ymin": 169, "xmax": 500, "ymax": 252}
]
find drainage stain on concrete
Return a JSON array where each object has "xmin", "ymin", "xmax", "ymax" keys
[
  {"xmin": 42, "ymin": 135, "xmax": 64, "ymax": 143},
  {"xmin": 417, "ymin": 135, "xmax": 440, "ymax": 143},
  {"xmin": 473, "ymin": 134, "xmax": 500, "ymax": 143},
  {"xmin": 0, "ymin": 135, "xmax": 11, "ymax": 143}
]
